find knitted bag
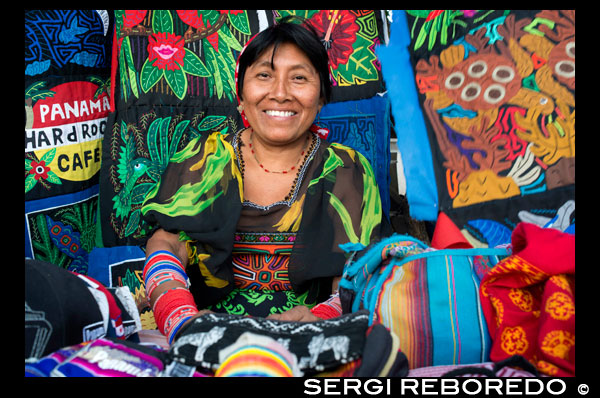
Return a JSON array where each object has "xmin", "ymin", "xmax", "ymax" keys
[
  {"xmin": 168, "ymin": 311, "xmax": 370, "ymax": 375},
  {"xmin": 479, "ymin": 222, "xmax": 575, "ymax": 377},
  {"xmin": 338, "ymin": 234, "xmax": 509, "ymax": 369}
]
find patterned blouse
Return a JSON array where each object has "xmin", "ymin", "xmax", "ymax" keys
[
  {"xmin": 141, "ymin": 129, "xmax": 389, "ymax": 316},
  {"xmin": 210, "ymin": 130, "xmax": 320, "ymax": 316}
]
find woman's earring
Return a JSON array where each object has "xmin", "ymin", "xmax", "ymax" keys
[
  {"xmin": 310, "ymin": 111, "xmax": 329, "ymax": 139},
  {"xmin": 237, "ymin": 104, "xmax": 250, "ymax": 128},
  {"xmin": 309, "ymin": 110, "xmax": 329, "ymax": 139}
]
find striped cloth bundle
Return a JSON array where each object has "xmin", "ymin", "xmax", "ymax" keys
[{"xmin": 339, "ymin": 234, "xmax": 509, "ymax": 369}]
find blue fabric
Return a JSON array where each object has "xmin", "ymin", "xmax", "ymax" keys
[
  {"xmin": 87, "ymin": 245, "xmax": 146, "ymax": 287},
  {"xmin": 425, "ymin": 252, "xmax": 490, "ymax": 364},
  {"xmin": 376, "ymin": 10, "xmax": 438, "ymax": 221},
  {"xmin": 320, "ymin": 94, "xmax": 392, "ymax": 218},
  {"xmin": 25, "ymin": 184, "xmax": 100, "ymax": 270}
]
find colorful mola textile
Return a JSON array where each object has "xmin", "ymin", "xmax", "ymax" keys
[
  {"xmin": 25, "ymin": 185, "xmax": 100, "ymax": 274},
  {"xmin": 320, "ymin": 95, "xmax": 392, "ymax": 217},
  {"xmin": 480, "ymin": 222, "xmax": 575, "ymax": 376},
  {"xmin": 25, "ymin": 10, "xmax": 114, "ymax": 272},
  {"xmin": 380, "ymin": 10, "xmax": 575, "ymax": 247},
  {"xmin": 100, "ymin": 10, "xmax": 268, "ymax": 247},
  {"xmin": 99, "ymin": 10, "xmax": 391, "ymax": 248},
  {"xmin": 298, "ymin": 10, "xmax": 389, "ymax": 102}
]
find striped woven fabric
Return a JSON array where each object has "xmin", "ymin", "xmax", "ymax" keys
[
  {"xmin": 340, "ymin": 235, "xmax": 509, "ymax": 370},
  {"xmin": 376, "ymin": 257, "xmax": 431, "ymax": 368},
  {"xmin": 374, "ymin": 248, "xmax": 507, "ymax": 369}
]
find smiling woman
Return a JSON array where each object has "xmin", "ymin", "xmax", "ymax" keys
[
  {"xmin": 140, "ymin": 18, "xmax": 391, "ymax": 345},
  {"xmin": 240, "ymin": 42, "xmax": 322, "ymax": 145},
  {"xmin": 239, "ymin": 41, "xmax": 324, "ymax": 206}
]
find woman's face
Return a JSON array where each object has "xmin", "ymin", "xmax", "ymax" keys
[{"xmin": 240, "ymin": 42, "xmax": 324, "ymax": 145}]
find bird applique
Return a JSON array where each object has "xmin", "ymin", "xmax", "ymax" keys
[
  {"xmin": 113, "ymin": 122, "xmax": 152, "ymax": 221},
  {"xmin": 112, "ymin": 117, "xmax": 188, "ymax": 237}
]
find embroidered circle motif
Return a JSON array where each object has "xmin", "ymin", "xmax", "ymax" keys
[
  {"xmin": 545, "ymin": 291, "xmax": 575, "ymax": 321},
  {"xmin": 508, "ymin": 288, "xmax": 535, "ymax": 313},
  {"xmin": 500, "ymin": 326, "xmax": 529, "ymax": 355},
  {"xmin": 541, "ymin": 330, "xmax": 574, "ymax": 360}
]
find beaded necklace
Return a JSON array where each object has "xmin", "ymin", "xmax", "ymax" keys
[
  {"xmin": 248, "ymin": 130, "xmax": 314, "ymax": 174},
  {"xmin": 237, "ymin": 129, "xmax": 317, "ymax": 203}
]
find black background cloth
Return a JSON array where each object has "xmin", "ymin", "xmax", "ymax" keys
[
  {"xmin": 25, "ymin": 259, "xmax": 103, "ymax": 358},
  {"xmin": 25, "ymin": 259, "xmax": 139, "ymax": 359}
]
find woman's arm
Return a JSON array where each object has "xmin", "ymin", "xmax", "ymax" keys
[
  {"xmin": 144, "ymin": 229, "xmax": 211, "ymax": 343},
  {"xmin": 145, "ymin": 229, "xmax": 189, "ymax": 306}
]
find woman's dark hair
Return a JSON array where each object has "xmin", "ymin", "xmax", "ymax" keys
[{"xmin": 236, "ymin": 17, "xmax": 332, "ymax": 104}]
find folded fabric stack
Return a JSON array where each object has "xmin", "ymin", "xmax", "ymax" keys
[
  {"xmin": 26, "ymin": 219, "xmax": 574, "ymax": 378},
  {"xmin": 26, "ymin": 310, "xmax": 408, "ymax": 377}
]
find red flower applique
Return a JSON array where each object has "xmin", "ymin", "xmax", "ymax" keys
[
  {"xmin": 306, "ymin": 10, "xmax": 359, "ymax": 71},
  {"xmin": 147, "ymin": 32, "xmax": 185, "ymax": 71},
  {"xmin": 29, "ymin": 160, "xmax": 50, "ymax": 181}
]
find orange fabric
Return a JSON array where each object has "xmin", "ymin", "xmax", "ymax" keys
[{"xmin": 480, "ymin": 223, "xmax": 575, "ymax": 376}]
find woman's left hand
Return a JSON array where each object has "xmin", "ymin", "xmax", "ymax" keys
[{"xmin": 266, "ymin": 305, "xmax": 321, "ymax": 322}]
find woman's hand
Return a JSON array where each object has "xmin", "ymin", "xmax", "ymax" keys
[{"xmin": 266, "ymin": 305, "xmax": 321, "ymax": 322}]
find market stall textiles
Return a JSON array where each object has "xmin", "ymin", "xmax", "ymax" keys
[
  {"xmin": 378, "ymin": 10, "xmax": 574, "ymax": 247},
  {"xmin": 99, "ymin": 10, "xmax": 390, "ymax": 249},
  {"xmin": 25, "ymin": 10, "xmax": 114, "ymax": 273},
  {"xmin": 93, "ymin": 10, "xmax": 391, "ymax": 329}
]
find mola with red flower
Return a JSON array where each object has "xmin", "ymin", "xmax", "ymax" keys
[
  {"xmin": 147, "ymin": 32, "xmax": 185, "ymax": 71},
  {"xmin": 305, "ymin": 10, "xmax": 380, "ymax": 86}
]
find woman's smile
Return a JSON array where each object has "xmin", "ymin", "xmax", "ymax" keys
[
  {"xmin": 239, "ymin": 42, "xmax": 323, "ymax": 145},
  {"xmin": 264, "ymin": 109, "xmax": 297, "ymax": 118}
]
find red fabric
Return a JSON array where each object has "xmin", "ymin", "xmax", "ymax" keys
[
  {"xmin": 479, "ymin": 222, "xmax": 575, "ymax": 376},
  {"xmin": 311, "ymin": 303, "xmax": 341, "ymax": 319},
  {"xmin": 431, "ymin": 211, "xmax": 472, "ymax": 249},
  {"xmin": 311, "ymin": 293, "xmax": 343, "ymax": 319},
  {"xmin": 109, "ymin": 25, "xmax": 118, "ymax": 113}
]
